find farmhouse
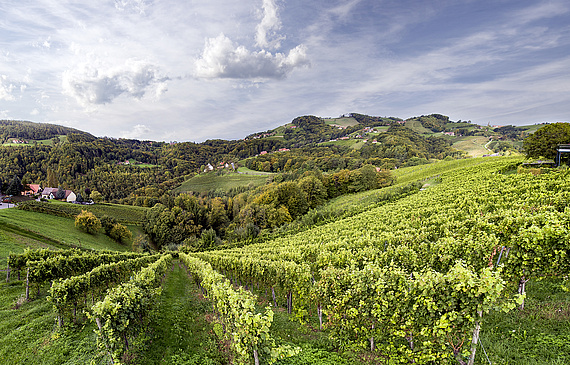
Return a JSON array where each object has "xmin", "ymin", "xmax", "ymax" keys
[
  {"xmin": 41, "ymin": 187, "xmax": 77, "ymax": 202},
  {"xmin": 22, "ymin": 184, "xmax": 42, "ymax": 196}
]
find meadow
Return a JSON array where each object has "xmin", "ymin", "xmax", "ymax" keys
[
  {"xmin": 0, "ymin": 208, "xmax": 129, "ymax": 268},
  {"xmin": 174, "ymin": 170, "xmax": 270, "ymax": 194}
]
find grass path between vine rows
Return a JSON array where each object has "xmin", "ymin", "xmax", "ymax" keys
[{"xmin": 136, "ymin": 260, "xmax": 228, "ymax": 364}]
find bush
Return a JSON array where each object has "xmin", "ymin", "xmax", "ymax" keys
[
  {"xmin": 75, "ymin": 210, "xmax": 101, "ymax": 234},
  {"xmin": 109, "ymin": 223, "xmax": 132, "ymax": 243},
  {"xmin": 100, "ymin": 215, "xmax": 118, "ymax": 235}
]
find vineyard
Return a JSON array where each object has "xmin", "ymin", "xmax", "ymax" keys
[{"xmin": 1, "ymin": 156, "xmax": 570, "ymax": 364}]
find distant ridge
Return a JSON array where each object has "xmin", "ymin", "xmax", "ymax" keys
[{"xmin": 0, "ymin": 120, "xmax": 93, "ymax": 141}]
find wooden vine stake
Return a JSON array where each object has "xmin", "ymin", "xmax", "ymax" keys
[
  {"xmin": 317, "ymin": 303, "xmax": 323, "ymax": 330},
  {"xmin": 253, "ymin": 349, "xmax": 260, "ymax": 365},
  {"xmin": 271, "ymin": 287, "xmax": 277, "ymax": 308},
  {"xmin": 518, "ymin": 271, "xmax": 529, "ymax": 310},
  {"xmin": 25, "ymin": 268, "xmax": 30, "ymax": 301},
  {"xmin": 467, "ymin": 310, "xmax": 482, "ymax": 365}
]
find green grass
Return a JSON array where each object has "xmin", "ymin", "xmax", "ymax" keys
[
  {"xmin": 236, "ymin": 166, "xmax": 274, "ymax": 175},
  {"xmin": 0, "ymin": 276, "xmax": 99, "ymax": 365},
  {"xmin": 135, "ymin": 261, "xmax": 227, "ymax": 364},
  {"xmin": 404, "ymin": 119, "xmax": 435, "ymax": 134},
  {"xmin": 0, "ymin": 209, "xmax": 128, "ymax": 263},
  {"xmin": 324, "ymin": 117, "xmax": 359, "ymax": 128},
  {"xmin": 174, "ymin": 171, "xmax": 270, "ymax": 194},
  {"xmin": 47, "ymin": 200, "xmax": 149, "ymax": 224},
  {"xmin": 473, "ymin": 278, "xmax": 570, "ymax": 364},
  {"xmin": 0, "ymin": 228, "xmax": 57, "ymax": 270},
  {"xmin": 319, "ymin": 138, "xmax": 364, "ymax": 149},
  {"xmin": 452, "ymin": 136, "xmax": 491, "ymax": 157},
  {"xmin": 519, "ymin": 124, "xmax": 544, "ymax": 134},
  {"xmin": 126, "ymin": 159, "xmax": 159, "ymax": 168}
]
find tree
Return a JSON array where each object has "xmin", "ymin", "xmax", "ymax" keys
[
  {"xmin": 197, "ymin": 228, "xmax": 221, "ymax": 250},
  {"xmin": 75, "ymin": 210, "xmax": 102, "ymax": 234},
  {"xmin": 133, "ymin": 234, "xmax": 151, "ymax": 253},
  {"xmin": 6, "ymin": 175, "xmax": 23, "ymax": 196},
  {"xmin": 523, "ymin": 123, "xmax": 570, "ymax": 159},
  {"xmin": 55, "ymin": 186, "xmax": 66, "ymax": 200},
  {"xmin": 298, "ymin": 175, "xmax": 327, "ymax": 209},
  {"xmin": 208, "ymin": 197, "xmax": 229, "ymax": 233},
  {"xmin": 109, "ymin": 223, "xmax": 132, "ymax": 243},
  {"xmin": 90, "ymin": 190, "xmax": 103, "ymax": 203},
  {"xmin": 47, "ymin": 168, "xmax": 58, "ymax": 188},
  {"xmin": 100, "ymin": 215, "xmax": 118, "ymax": 235}
]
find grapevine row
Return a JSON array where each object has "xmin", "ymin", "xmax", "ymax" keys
[
  {"xmin": 179, "ymin": 252, "xmax": 299, "ymax": 365},
  {"xmin": 48, "ymin": 254, "xmax": 162, "ymax": 326},
  {"xmin": 89, "ymin": 254, "xmax": 173, "ymax": 363}
]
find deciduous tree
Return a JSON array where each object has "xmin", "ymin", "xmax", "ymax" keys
[
  {"xmin": 75, "ymin": 210, "xmax": 101, "ymax": 234},
  {"xmin": 523, "ymin": 123, "xmax": 570, "ymax": 159}
]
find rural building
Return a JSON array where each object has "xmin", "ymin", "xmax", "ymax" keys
[
  {"xmin": 41, "ymin": 187, "xmax": 77, "ymax": 202},
  {"xmin": 22, "ymin": 184, "xmax": 42, "ymax": 196},
  {"xmin": 556, "ymin": 144, "xmax": 570, "ymax": 166}
]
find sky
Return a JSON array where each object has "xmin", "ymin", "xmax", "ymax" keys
[{"xmin": 0, "ymin": 0, "xmax": 569, "ymax": 142}]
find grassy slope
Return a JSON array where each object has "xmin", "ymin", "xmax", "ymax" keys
[
  {"xmin": 0, "ymin": 209, "xmax": 127, "ymax": 267},
  {"xmin": 174, "ymin": 171, "xmax": 270, "ymax": 194},
  {"xmin": 319, "ymin": 138, "xmax": 366, "ymax": 150},
  {"xmin": 48, "ymin": 200, "xmax": 148, "ymax": 224},
  {"xmin": 0, "ymin": 280, "xmax": 99, "ymax": 365},
  {"xmin": 404, "ymin": 119, "xmax": 434, "ymax": 134},
  {"xmin": 236, "ymin": 166, "xmax": 273, "ymax": 175},
  {"xmin": 452, "ymin": 136, "xmax": 491, "ymax": 157},
  {"xmin": 324, "ymin": 117, "xmax": 359, "ymax": 127}
]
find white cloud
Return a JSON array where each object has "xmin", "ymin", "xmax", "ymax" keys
[
  {"xmin": 0, "ymin": 75, "xmax": 25, "ymax": 101},
  {"xmin": 62, "ymin": 59, "xmax": 169, "ymax": 107},
  {"xmin": 194, "ymin": 34, "xmax": 309, "ymax": 79},
  {"xmin": 0, "ymin": 76, "xmax": 16, "ymax": 101},
  {"xmin": 255, "ymin": 0, "xmax": 284, "ymax": 50},
  {"xmin": 114, "ymin": 0, "xmax": 150, "ymax": 15},
  {"xmin": 194, "ymin": 0, "xmax": 309, "ymax": 80},
  {"xmin": 514, "ymin": 1, "xmax": 569, "ymax": 24},
  {"xmin": 121, "ymin": 124, "xmax": 152, "ymax": 139}
]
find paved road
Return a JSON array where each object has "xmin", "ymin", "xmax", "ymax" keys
[{"xmin": 0, "ymin": 202, "xmax": 15, "ymax": 209}]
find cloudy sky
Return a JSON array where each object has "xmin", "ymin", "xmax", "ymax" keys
[{"xmin": 0, "ymin": 0, "xmax": 569, "ymax": 141}]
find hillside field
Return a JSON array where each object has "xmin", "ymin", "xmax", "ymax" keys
[
  {"xmin": 452, "ymin": 136, "xmax": 492, "ymax": 157},
  {"xmin": 174, "ymin": 171, "xmax": 270, "ymax": 194},
  {"xmin": 0, "ymin": 208, "xmax": 131, "ymax": 268},
  {"xmin": 44, "ymin": 200, "xmax": 149, "ymax": 225}
]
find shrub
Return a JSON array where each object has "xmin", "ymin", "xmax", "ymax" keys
[
  {"xmin": 108, "ymin": 223, "xmax": 132, "ymax": 243},
  {"xmin": 75, "ymin": 210, "xmax": 102, "ymax": 234}
]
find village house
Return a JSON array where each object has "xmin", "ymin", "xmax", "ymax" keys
[
  {"xmin": 41, "ymin": 188, "xmax": 77, "ymax": 202},
  {"xmin": 22, "ymin": 184, "xmax": 42, "ymax": 196}
]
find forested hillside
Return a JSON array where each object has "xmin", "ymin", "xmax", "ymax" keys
[{"xmin": 0, "ymin": 120, "xmax": 91, "ymax": 141}]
